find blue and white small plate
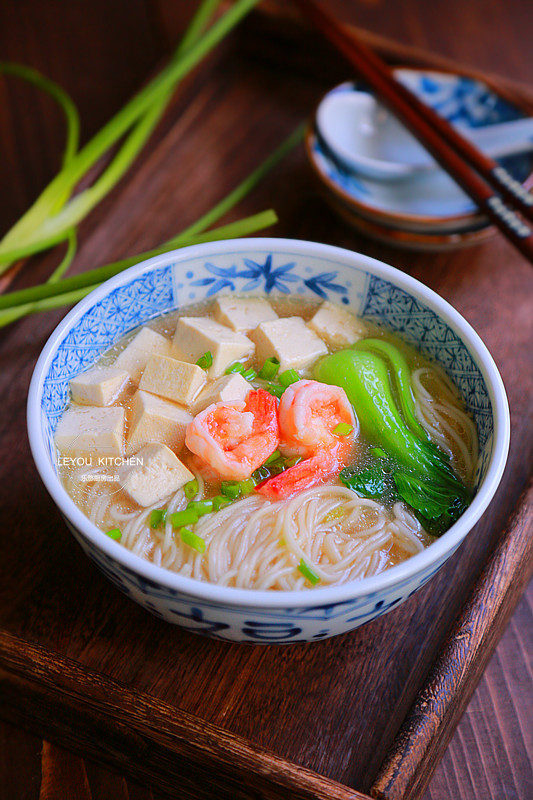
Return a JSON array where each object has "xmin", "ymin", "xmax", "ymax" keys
[{"xmin": 306, "ymin": 69, "xmax": 533, "ymax": 233}]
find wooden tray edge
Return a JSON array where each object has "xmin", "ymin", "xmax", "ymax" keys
[
  {"xmin": 0, "ymin": 629, "xmax": 369, "ymax": 800},
  {"xmin": 371, "ymin": 477, "xmax": 533, "ymax": 800}
]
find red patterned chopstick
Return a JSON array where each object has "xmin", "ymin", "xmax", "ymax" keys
[{"xmin": 294, "ymin": 0, "xmax": 533, "ymax": 264}]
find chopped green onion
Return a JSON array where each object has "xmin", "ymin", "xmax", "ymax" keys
[
  {"xmin": 265, "ymin": 383, "xmax": 285, "ymax": 399},
  {"xmin": 170, "ymin": 508, "xmax": 199, "ymax": 528},
  {"xmin": 265, "ymin": 450, "xmax": 282, "ymax": 465},
  {"xmin": 279, "ymin": 369, "xmax": 300, "ymax": 387},
  {"xmin": 258, "ymin": 357, "xmax": 280, "ymax": 380},
  {"xmin": 323, "ymin": 507, "xmax": 345, "ymax": 523},
  {"xmin": 333, "ymin": 422, "xmax": 354, "ymax": 436},
  {"xmin": 371, "ymin": 447, "xmax": 388, "ymax": 459},
  {"xmin": 240, "ymin": 478, "xmax": 256, "ymax": 495},
  {"xmin": 221, "ymin": 480, "xmax": 242, "ymax": 499},
  {"xmin": 298, "ymin": 558, "xmax": 320, "ymax": 585},
  {"xmin": 106, "ymin": 528, "xmax": 122, "ymax": 541},
  {"xmin": 213, "ymin": 494, "xmax": 232, "ymax": 511},
  {"xmin": 187, "ymin": 499, "xmax": 213, "ymax": 517},
  {"xmin": 284, "ymin": 455, "xmax": 302, "ymax": 468},
  {"xmin": 225, "ymin": 362, "xmax": 245, "ymax": 374},
  {"xmin": 180, "ymin": 528, "xmax": 206, "ymax": 553},
  {"xmin": 150, "ymin": 509, "xmax": 167, "ymax": 529},
  {"xmin": 252, "ymin": 465, "xmax": 270, "ymax": 483},
  {"xmin": 242, "ymin": 367, "xmax": 257, "ymax": 381},
  {"xmin": 183, "ymin": 478, "xmax": 199, "ymax": 500},
  {"xmin": 196, "ymin": 351, "xmax": 213, "ymax": 370}
]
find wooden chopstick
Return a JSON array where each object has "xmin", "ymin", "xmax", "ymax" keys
[{"xmin": 293, "ymin": 0, "xmax": 533, "ymax": 264}]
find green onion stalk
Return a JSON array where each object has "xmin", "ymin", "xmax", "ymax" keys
[{"xmin": 0, "ymin": 0, "xmax": 264, "ymax": 274}]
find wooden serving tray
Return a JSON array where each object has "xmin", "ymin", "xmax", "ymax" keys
[{"xmin": 1, "ymin": 8, "xmax": 532, "ymax": 800}]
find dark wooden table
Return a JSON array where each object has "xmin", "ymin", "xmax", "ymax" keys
[{"xmin": 0, "ymin": 2, "xmax": 531, "ymax": 799}]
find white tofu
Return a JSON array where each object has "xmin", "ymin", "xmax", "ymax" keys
[
  {"xmin": 139, "ymin": 354, "xmax": 206, "ymax": 406},
  {"xmin": 250, "ymin": 317, "xmax": 327, "ymax": 374},
  {"xmin": 119, "ymin": 443, "xmax": 193, "ymax": 507},
  {"xmin": 213, "ymin": 296, "xmax": 278, "ymax": 333},
  {"xmin": 307, "ymin": 301, "xmax": 367, "ymax": 349},
  {"xmin": 114, "ymin": 327, "xmax": 172, "ymax": 383},
  {"xmin": 55, "ymin": 405, "xmax": 124, "ymax": 458},
  {"xmin": 69, "ymin": 366, "xmax": 129, "ymax": 407},
  {"xmin": 173, "ymin": 317, "xmax": 254, "ymax": 378},
  {"xmin": 126, "ymin": 390, "xmax": 193, "ymax": 456},
  {"xmin": 192, "ymin": 373, "xmax": 251, "ymax": 414}
]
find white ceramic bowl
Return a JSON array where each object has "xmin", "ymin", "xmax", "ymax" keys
[{"xmin": 27, "ymin": 238, "xmax": 509, "ymax": 644}]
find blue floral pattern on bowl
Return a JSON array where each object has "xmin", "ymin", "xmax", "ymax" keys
[{"xmin": 31, "ymin": 240, "xmax": 506, "ymax": 643}]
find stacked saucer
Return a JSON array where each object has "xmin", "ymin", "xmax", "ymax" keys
[{"xmin": 305, "ymin": 69, "xmax": 533, "ymax": 251}]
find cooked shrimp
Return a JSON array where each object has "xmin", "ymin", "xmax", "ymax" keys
[
  {"xmin": 186, "ymin": 389, "xmax": 279, "ymax": 481},
  {"xmin": 257, "ymin": 380, "xmax": 356, "ymax": 500}
]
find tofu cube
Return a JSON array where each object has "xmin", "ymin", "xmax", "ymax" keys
[
  {"xmin": 307, "ymin": 301, "xmax": 367, "ymax": 349},
  {"xmin": 119, "ymin": 443, "xmax": 193, "ymax": 507},
  {"xmin": 69, "ymin": 366, "xmax": 129, "ymax": 407},
  {"xmin": 250, "ymin": 317, "xmax": 327, "ymax": 374},
  {"xmin": 192, "ymin": 373, "xmax": 251, "ymax": 414},
  {"xmin": 139, "ymin": 354, "xmax": 206, "ymax": 406},
  {"xmin": 173, "ymin": 317, "xmax": 254, "ymax": 378},
  {"xmin": 126, "ymin": 390, "xmax": 193, "ymax": 456},
  {"xmin": 114, "ymin": 327, "xmax": 172, "ymax": 383},
  {"xmin": 55, "ymin": 405, "xmax": 124, "ymax": 457},
  {"xmin": 213, "ymin": 296, "xmax": 278, "ymax": 333}
]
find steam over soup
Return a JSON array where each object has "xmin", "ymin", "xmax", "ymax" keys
[{"xmin": 56, "ymin": 295, "xmax": 477, "ymax": 590}]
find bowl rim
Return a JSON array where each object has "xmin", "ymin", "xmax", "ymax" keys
[
  {"xmin": 307, "ymin": 68, "xmax": 533, "ymax": 229},
  {"xmin": 27, "ymin": 237, "xmax": 510, "ymax": 609}
]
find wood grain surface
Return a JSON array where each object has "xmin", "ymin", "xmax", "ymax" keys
[{"xmin": 0, "ymin": 2, "xmax": 532, "ymax": 799}]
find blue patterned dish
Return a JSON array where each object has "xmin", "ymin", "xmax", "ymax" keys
[
  {"xmin": 27, "ymin": 239, "xmax": 510, "ymax": 643},
  {"xmin": 307, "ymin": 69, "xmax": 533, "ymax": 233}
]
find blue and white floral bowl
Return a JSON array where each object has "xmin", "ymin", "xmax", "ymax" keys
[{"xmin": 27, "ymin": 239, "xmax": 510, "ymax": 643}]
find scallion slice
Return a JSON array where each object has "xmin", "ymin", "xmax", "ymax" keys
[
  {"xmin": 150, "ymin": 508, "xmax": 167, "ymax": 529},
  {"xmin": 196, "ymin": 351, "xmax": 213, "ymax": 370},
  {"xmin": 265, "ymin": 383, "xmax": 284, "ymax": 399},
  {"xmin": 333, "ymin": 422, "xmax": 353, "ymax": 436},
  {"xmin": 279, "ymin": 369, "xmax": 300, "ymax": 387},
  {"xmin": 265, "ymin": 450, "xmax": 281, "ymax": 465},
  {"xmin": 221, "ymin": 480, "xmax": 241, "ymax": 499},
  {"xmin": 225, "ymin": 362, "xmax": 245, "ymax": 374},
  {"xmin": 242, "ymin": 367, "xmax": 257, "ymax": 381},
  {"xmin": 183, "ymin": 478, "xmax": 199, "ymax": 499},
  {"xmin": 180, "ymin": 528, "xmax": 206, "ymax": 553},
  {"xmin": 298, "ymin": 558, "xmax": 320, "ymax": 585},
  {"xmin": 187, "ymin": 499, "xmax": 213, "ymax": 517},
  {"xmin": 284, "ymin": 455, "xmax": 302, "ymax": 468},
  {"xmin": 213, "ymin": 495, "xmax": 232, "ymax": 511},
  {"xmin": 170, "ymin": 507, "xmax": 199, "ymax": 528},
  {"xmin": 106, "ymin": 528, "xmax": 122, "ymax": 541},
  {"xmin": 239, "ymin": 478, "xmax": 256, "ymax": 495},
  {"xmin": 258, "ymin": 357, "xmax": 280, "ymax": 380}
]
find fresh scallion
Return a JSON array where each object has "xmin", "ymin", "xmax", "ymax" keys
[
  {"xmin": 279, "ymin": 369, "xmax": 300, "ymax": 387},
  {"xmin": 225, "ymin": 362, "xmax": 246, "ymax": 374},
  {"xmin": 170, "ymin": 507, "xmax": 199, "ymax": 528},
  {"xmin": 265, "ymin": 450, "xmax": 281, "ymax": 465},
  {"xmin": 106, "ymin": 528, "xmax": 122, "ymax": 541},
  {"xmin": 187, "ymin": 499, "xmax": 213, "ymax": 517},
  {"xmin": 213, "ymin": 495, "xmax": 232, "ymax": 511},
  {"xmin": 258, "ymin": 357, "xmax": 280, "ymax": 380},
  {"xmin": 150, "ymin": 508, "xmax": 167, "ymax": 529},
  {"xmin": 284, "ymin": 456, "xmax": 302, "ymax": 468},
  {"xmin": 183, "ymin": 478, "xmax": 199, "ymax": 500},
  {"xmin": 298, "ymin": 558, "xmax": 320, "ymax": 585},
  {"xmin": 242, "ymin": 367, "xmax": 257, "ymax": 381},
  {"xmin": 221, "ymin": 480, "xmax": 241, "ymax": 499},
  {"xmin": 333, "ymin": 422, "xmax": 353, "ymax": 436},
  {"xmin": 196, "ymin": 351, "xmax": 213, "ymax": 370},
  {"xmin": 265, "ymin": 383, "xmax": 284, "ymax": 399},
  {"xmin": 180, "ymin": 528, "xmax": 206, "ymax": 553},
  {"xmin": 239, "ymin": 478, "xmax": 256, "ymax": 494}
]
